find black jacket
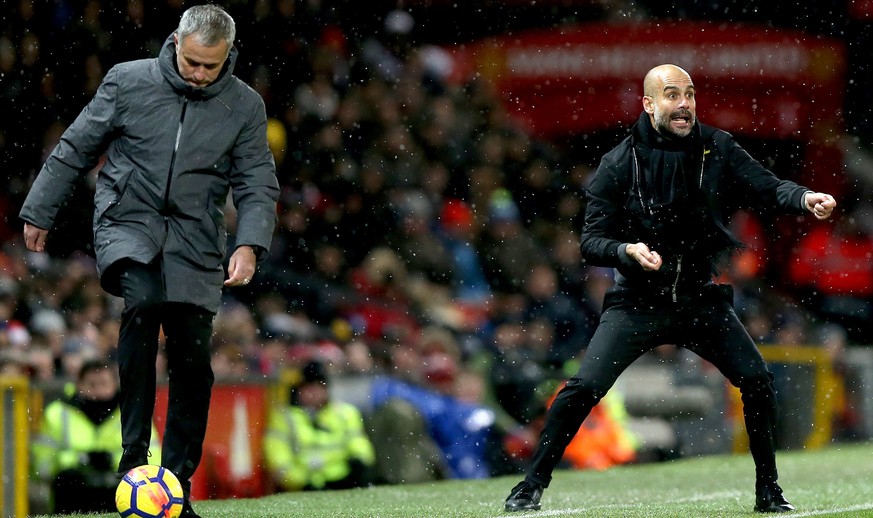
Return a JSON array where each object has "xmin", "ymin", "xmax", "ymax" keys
[{"xmin": 581, "ymin": 112, "xmax": 810, "ymax": 296}]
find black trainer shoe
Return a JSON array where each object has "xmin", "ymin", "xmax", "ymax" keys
[
  {"xmin": 505, "ymin": 480, "xmax": 543, "ymax": 512},
  {"xmin": 180, "ymin": 498, "xmax": 202, "ymax": 518},
  {"xmin": 117, "ymin": 447, "xmax": 149, "ymax": 474},
  {"xmin": 754, "ymin": 483, "xmax": 795, "ymax": 513}
]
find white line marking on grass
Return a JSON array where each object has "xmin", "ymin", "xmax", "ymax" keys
[
  {"xmin": 787, "ymin": 503, "xmax": 873, "ymax": 517},
  {"xmin": 491, "ymin": 501, "xmax": 873, "ymax": 517},
  {"xmin": 670, "ymin": 490, "xmax": 743, "ymax": 503},
  {"xmin": 494, "ymin": 509, "xmax": 590, "ymax": 518},
  {"xmin": 490, "ymin": 496, "xmax": 729, "ymax": 517},
  {"xmin": 491, "ymin": 491, "xmax": 743, "ymax": 517}
]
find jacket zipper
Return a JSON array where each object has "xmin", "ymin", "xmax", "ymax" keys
[
  {"xmin": 634, "ymin": 140, "xmax": 705, "ymax": 302},
  {"xmin": 671, "ymin": 145, "xmax": 704, "ymax": 302},
  {"xmin": 163, "ymin": 99, "xmax": 188, "ymax": 211},
  {"xmin": 672, "ymin": 255, "xmax": 683, "ymax": 302},
  {"xmin": 631, "ymin": 146, "xmax": 651, "ymax": 215}
]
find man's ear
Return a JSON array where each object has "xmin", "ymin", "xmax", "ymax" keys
[{"xmin": 642, "ymin": 95, "xmax": 654, "ymax": 114}]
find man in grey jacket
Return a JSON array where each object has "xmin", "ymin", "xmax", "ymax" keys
[{"xmin": 20, "ymin": 5, "xmax": 279, "ymax": 517}]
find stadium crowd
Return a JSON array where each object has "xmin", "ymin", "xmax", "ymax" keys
[{"xmin": 2, "ymin": 0, "xmax": 873, "ymax": 498}]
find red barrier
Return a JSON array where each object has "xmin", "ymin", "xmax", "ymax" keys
[
  {"xmin": 448, "ymin": 21, "xmax": 847, "ymax": 198},
  {"xmin": 154, "ymin": 383, "xmax": 271, "ymax": 500}
]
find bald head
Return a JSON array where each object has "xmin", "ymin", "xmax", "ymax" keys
[
  {"xmin": 643, "ymin": 64, "xmax": 692, "ymax": 98},
  {"xmin": 642, "ymin": 64, "xmax": 697, "ymax": 138}
]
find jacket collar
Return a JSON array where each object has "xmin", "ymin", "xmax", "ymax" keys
[
  {"xmin": 632, "ymin": 111, "xmax": 701, "ymax": 152},
  {"xmin": 158, "ymin": 32, "xmax": 237, "ymax": 100}
]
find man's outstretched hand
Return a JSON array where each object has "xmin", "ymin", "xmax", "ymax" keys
[{"xmin": 804, "ymin": 192, "xmax": 837, "ymax": 220}]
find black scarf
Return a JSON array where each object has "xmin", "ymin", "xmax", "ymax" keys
[
  {"xmin": 631, "ymin": 112, "xmax": 741, "ymax": 267},
  {"xmin": 633, "ymin": 111, "xmax": 703, "ymax": 209},
  {"xmin": 70, "ymin": 393, "xmax": 120, "ymax": 425}
]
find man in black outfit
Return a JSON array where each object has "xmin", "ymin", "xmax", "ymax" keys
[{"xmin": 504, "ymin": 64, "xmax": 836, "ymax": 514}]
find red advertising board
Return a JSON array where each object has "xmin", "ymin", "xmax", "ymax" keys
[
  {"xmin": 449, "ymin": 21, "xmax": 844, "ymax": 138},
  {"xmin": 154, "ymin": 383, "xmax": 272, "ymax": 499},
  {"xmin": 448, "ymin": 21, "xmax": 847, "ymax": 195}
]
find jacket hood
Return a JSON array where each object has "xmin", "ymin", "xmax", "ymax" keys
[{"xmin": 158, "ymin": 32, "xmax": 238, "ymax": 99}]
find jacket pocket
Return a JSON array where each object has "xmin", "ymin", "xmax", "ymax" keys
[
  {"xmin": 94, "ymin": 169, "xmax": 134, "ymax": 221},
  {"xmin": 205, "ymin": 193, "xmax": 227, "ymax": 257}
]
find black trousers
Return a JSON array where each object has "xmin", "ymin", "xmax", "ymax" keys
[
  {"xmin": 112, "ymin": 259, "xmax": 215, "ymax": 496},
  {"xmin": 526, "ymin": 284, "xmax": 779, "ymax": 488}
]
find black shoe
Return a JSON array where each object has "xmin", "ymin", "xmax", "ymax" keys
[
  {"xmin": 117, "ymin": 447, "xmax": 149, "ymax": 475},
  {"xmin": 755, "ymin": 483, "xmax": 795, "ymax": 513},
  {"xmin": 180, "ymin": 498, "xmax": 202, "ymax": 518},
  {"xmin": 505, "ymin": 480, "xmax": 543, "ymax": 512}
]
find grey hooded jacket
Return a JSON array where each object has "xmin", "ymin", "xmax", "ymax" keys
[{"xmin": 19, "ymin": 34, "xmax": 280, "ymax": 313}]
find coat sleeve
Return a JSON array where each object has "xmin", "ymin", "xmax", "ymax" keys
[
  {"xmin": 579, "ymin": 148, "xmax": 635, "ymax": 268},
  {"xmin": 229, "ymin": 96, "xmax": 279, "ymax": 254},
  {"xmin": 19, "ymin": 66, "xmax": 120, "ymax": 229},
  {"xmin": 724, "ymin": 136, "xmax": 809, "ymax": 214}
]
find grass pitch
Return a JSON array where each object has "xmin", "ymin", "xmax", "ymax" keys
[{"xmin": 35, "ymin": 442, "xmax": 873, "ymax": 517}]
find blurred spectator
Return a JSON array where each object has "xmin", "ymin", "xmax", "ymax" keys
[
  {"xmin": 31, "ymin": 359, "xmax": 160, "ymax": 514},
  {"xmin": 788, "ymin": 203, "xmax": 873, "ymax": 343},
  {"xmin": 522, "ymin": 263, "xmax": 595, "ymax": 366},
  {"xmin": 437, "ymin": 198, "xmax": 492, "ymax": 303},
  {"xmin": 388, "ymin": 190, "xmax": 455, "ymax": 286},
  {"xmin": 470, "ymin": 321, "xmax": 552, "ymax": 426},
  {"xmin": 367, "ymin": 396, "xmax": 448, "ymax": 485},
  {"xmin": 294, "ymin": 75, "xmax": 340, "ymax": 122},
  {"xmin": 548, "ymin": 230, "xmax": 609, "ymax": 326},
  {"xmin": 369, "ymin": 372, "xmax": 498, "ymax": 480},
  {"xmin": 0, "ymin": 276, "xmax": 26, "ymax": 347},
  {"xmin": 360, "ymin": 9, "xmax": 416, "ymax": 83},
  {"xmin": 0, "ymin": 349, "xmax": 30, "ymax": 377},
  {"xmin": 816, "ymin": 323, "xmax": 863, "ymax": 440},
  {"xmin": 343, "ymin": 337, "xmax": 378, "ymax": 375},
  {"xmin": 510, "ymin": 158, "xmax": 562, "ymax": 236},
  {"xmin": 263, "ymin": 361, "xmax": 375, "ymax": 491},
  {"xmin": 27, "ymin": 308, "xmax": 67, "ymax": 379},
  {"xmin": 345, "ymin": 248, "xmax": 420, "ymax": 343},
  {"xmin": 543, "ymin": 382, "xmax": 638, "ymax": 471},
  {"xmin": 211, "ymin": 343, "xmax": 252, "ymax": 382},
  {"xmin": 478, "ymin": 190, "xmax": 544, "ymax": 294}
]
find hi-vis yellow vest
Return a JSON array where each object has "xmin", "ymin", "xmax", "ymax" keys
[
  {"xmin": 31, "ymin": 399, "xmax": 161, "ymax": 480},
  {"xmin": 263, "ymin": 401, "xmax": 375, "ymax": 490}
]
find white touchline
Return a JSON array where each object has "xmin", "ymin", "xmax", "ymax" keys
[
  {"xmin": 491, "ymin": 510, "xmax": 590, "ymax": 518},
  {"xmin": 787, "ymin": 503, "xmax": 873, "ymax": 517},
  {"xmin": 670, "ymin": 490, "xmax": 744, "ymax": 503},
  {"xmin": 490, "ymin": 502, "xmax": 873, "ymax": 518}
]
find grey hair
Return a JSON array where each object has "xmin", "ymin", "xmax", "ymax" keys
[{"xmin": 176, "ymin": 4, "xmax": 236, "ymax": 50}]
